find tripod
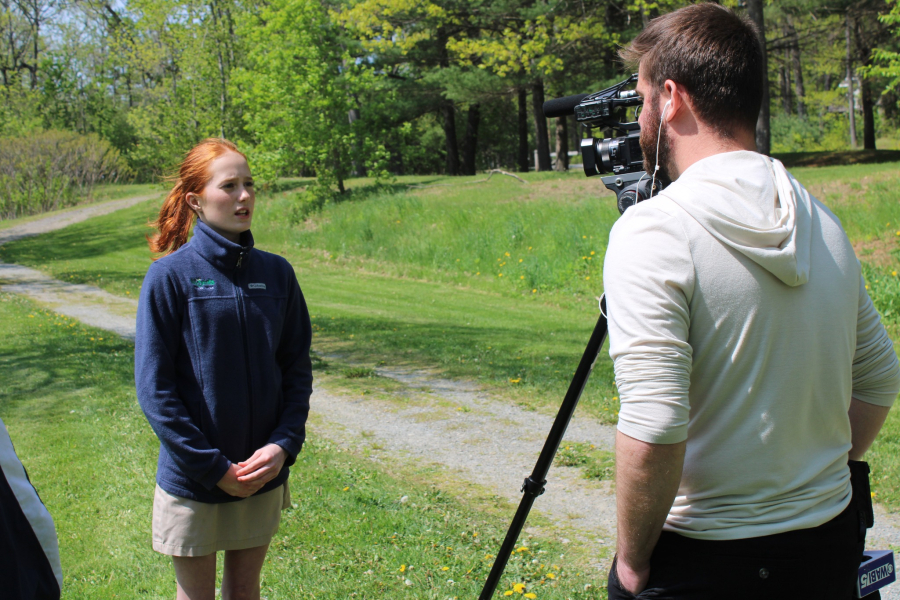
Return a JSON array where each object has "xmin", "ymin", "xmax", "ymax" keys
[{"xmin": 479, "ymin": 297, "xmax": 610, "ymax": 599}]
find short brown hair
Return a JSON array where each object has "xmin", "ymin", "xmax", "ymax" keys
[{"xmin": 620, "ymin": 3, "xmax": 763, "ymax": 138}]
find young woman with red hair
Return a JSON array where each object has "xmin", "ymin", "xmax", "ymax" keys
[{"xmin": 135, "ymin": 139, "xmax": 313, "ymax": 600}]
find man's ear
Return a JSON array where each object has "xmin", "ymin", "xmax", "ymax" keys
[{"xmin": 662, "ymin": 79, "xmax": 688, "ymax": 123}]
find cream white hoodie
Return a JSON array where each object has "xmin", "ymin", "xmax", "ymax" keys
[{"xmin": 603, "ymin": 150, "xmax": 900, "ymax": 540}]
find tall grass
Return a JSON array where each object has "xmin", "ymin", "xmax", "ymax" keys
[{"xmin": 255, "ymin": 172, "xmax": 621, "ymax": 299}]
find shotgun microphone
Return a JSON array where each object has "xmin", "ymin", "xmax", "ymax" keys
[{"xmin": 542, "ymin": 93, "xmax": 590, "ymax": 119}]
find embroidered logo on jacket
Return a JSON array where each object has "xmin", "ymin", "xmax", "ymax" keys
[
  {"xmin": 191, "ymin": 278, "xmax": 216, "ymax": 289},
  {"xmin": 248, "ymin": 283, "xmax": 267, "ymax": 290}
]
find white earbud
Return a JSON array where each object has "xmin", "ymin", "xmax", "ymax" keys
[{"xmin": 650, "ymin": 98, "xmax": 672, "ymax": 194}]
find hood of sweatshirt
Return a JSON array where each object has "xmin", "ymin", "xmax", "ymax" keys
[{"xmin": 659, "ymin": 150, "xmax": 812, "ymax": 287}]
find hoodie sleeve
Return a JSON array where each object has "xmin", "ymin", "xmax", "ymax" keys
[
  {"xmin": 134, "ymin": 264, "xmax": 231, "ymax": 490},
  {"xmin": 852, "ymin": 274, "xmax": 900, "ymax": 407},
  {"xmin": 604, "ymin": 202, "xmax": 696, "ymax": 444},
  {"xmin": 267, "ymin": 265, "xmax": 313, "ymax": 464}
]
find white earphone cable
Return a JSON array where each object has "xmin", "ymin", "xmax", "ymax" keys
[{"xmin": 651, "ymin": 98, "xmax": 671, "ymax": 195}]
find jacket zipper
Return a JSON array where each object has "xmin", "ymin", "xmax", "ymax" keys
[{"xmin": 234, "ymin": 247, "xmax": 254, "ymax": 459}]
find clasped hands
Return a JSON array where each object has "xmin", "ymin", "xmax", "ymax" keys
[{"xmin": 216, "ymin": 443, "xmax": 287, "ymax": 498}]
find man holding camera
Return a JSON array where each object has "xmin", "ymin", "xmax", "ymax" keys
[{"xmin": 602, "ymin": 4, "xmax": 900, "ymax": 599}]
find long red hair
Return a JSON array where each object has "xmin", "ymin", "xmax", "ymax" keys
[{"xmin": 149, "ymin": 138, "xmax": 248, "ymax": 257}]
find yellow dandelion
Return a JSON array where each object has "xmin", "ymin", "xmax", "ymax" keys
[
  {"xmin": 518, "ymin": 258, "xmax": 523, "ymax": 263},
  {"xmin": 546, "ymin": 573, "xmax": 556, "ymax": 579},
  {"xmin": 516, "ymin": 546, "xmax": 528, "ymax": 553},
  {"xmin": 582, "ymin": 235, "xmax": 587, "ymax": 239},
  {"xmin": 524, "ymin": 595, "xmax": 537, "ymax": 599},
  {"xmin": 476, "ymin": 272, "xmax": 480, "ymax": 275},
  {"xmin": 504, "ymin": 592, "xmax": 514, "ymax": 597},
  {"xmin": 590, "ymin": 250, "xmax": 595, "ymax": 255},
  {"xmin": 342, "ymin": 486, "xmax": 350, "ymax": 491},
  {"xmin": 532, "ymin": 289, "xmax": 537, "ymax": 293},
  {"xmin": 514, "ymin": 582, "xmax": 527, "ymax": 592},
  {"xmin": 510, "ymin": 378, "xmax": 521, "ymax": 383},
  {"xmin": 505, "ymin": 252, "xmax": 510, "ymax": 257},
  {"xmin": 585, "ymin": 276, "xmax": 590, "ymax": 280},
  {"xmin": 520, "ymin": 275, "xmax": 525, "ymax": 279},
  {"xmin": 498, "ymin": 273, "xmax": 504, "ymax": 277},
  {"xmin": 528, "ymin": 246, "xmax": 533, "ymax": 250},
  {"xmin": 400, "ymin": 564, "xmax": 406, "ymax": 572},
  {"xmin": 28, "ymin": 315, "xmax": 34, "ymax": 318},
  {"xmin": 441, "ymin": 566, "xmax": 449, "ymax": 571}
]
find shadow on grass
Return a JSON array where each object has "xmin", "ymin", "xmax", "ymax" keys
[
  {"xmin": 0, "ymin": 333, "xmax": 135, "ymax": 420},
  {"xmin": 775, "ymin": 150, "xmax": 900, "ymax": 168},
  {"xmin": 0, "ymin": 203, "xmax": 154, "ymax": 265},
  {"xmin": 310, "ymin": 312, "xmax": 618, "ymax": 414}
]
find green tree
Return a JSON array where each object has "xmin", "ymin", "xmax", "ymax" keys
[{"xmin": 237, "ymin": 0, "xmax": 375, "ymax": 193}]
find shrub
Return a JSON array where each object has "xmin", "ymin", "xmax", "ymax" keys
[{"xmin": 0, "ymin": 130, "xmax": 132, "ymax": 220}]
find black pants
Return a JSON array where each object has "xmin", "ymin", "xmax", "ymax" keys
[{"xmin": 608, "ymin": 500, "xmax": 866, "ymax": 600}]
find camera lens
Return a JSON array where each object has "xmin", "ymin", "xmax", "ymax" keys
[{"xmin": 598, "ymin": 138, "xmax": 622, "ymax": 172}]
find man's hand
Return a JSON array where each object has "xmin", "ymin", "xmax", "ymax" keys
[
  {"xmin": 236, "ymin": 443, "xmax": 287, "ymax": 486},
  {"xmin": 217, "ymin": 463, "xmax": 265, "ymax": 498},
  {"xmin": 616, "ymin": 558, "xmax": 651, "ymax": 595}
]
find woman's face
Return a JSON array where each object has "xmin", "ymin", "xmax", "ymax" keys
[{"xmin": 187, "ymin": 151, "xmax": 255, "ymax": 244}]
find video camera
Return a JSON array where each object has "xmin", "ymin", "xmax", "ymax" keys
[{"xmin": 543, "ymin": 74, "xmax": 665, "ymax": 214}]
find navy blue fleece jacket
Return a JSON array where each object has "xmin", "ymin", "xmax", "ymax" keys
[{"xmin": 135, "ymin": 220, "xmax": 313, "ymax": 503}]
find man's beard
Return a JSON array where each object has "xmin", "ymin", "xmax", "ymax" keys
[{"xmin": 640, "ymin": 98, "xmax": 674, "ymax": 183}]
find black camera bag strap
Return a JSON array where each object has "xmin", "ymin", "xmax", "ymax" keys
[{"xmin": 849, "ymin": 459, "xmax": 875, "ymax": 542}]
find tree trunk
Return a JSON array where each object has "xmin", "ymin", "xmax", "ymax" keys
[
  {"xmin": 780, "ymin": 62, "xmax": 791, "ymax": 115},
  {"xmin": 788, "ymin": 18, "xmax": 805, "ymax": 118},
  {"xmin": 462, "ymin": 103, "xmax": 480, "ymax": 176},
  {"xmin": 517, "ymin": 88, "xmax": 529, "ymax": 172},
  {"xmin": 846, "ymin": 13, "xmax": 857, "ymax": 150},
  {"xmin": 532, "ymin": 80, "xmax": 551, "ymax": 171},
  {"xmin": 442, "ymin": 102, "xmax": 460, "ymax": 175},
  {"xmin": 348, "ymin": 107, "xmax": 367, "ymax": 177},
  {"xmin": 746, "ymin": 0, "xmax": 770, "ymax": 155},
  {"xmin": 554, "ymin": 117, "xmax": 568, "ymax": 171},
  {"xmin": 569, "ymin": 114, "xmax": 580, "ymax": 159},
  {"xmin": 884, "ymin": 89, "xmax": 899, "ymax": 127},
  {"xmin": 851, "ymin": 11, "xmax": 877, "ymax": 150},
  {"xmin": 860, "ymin": 79, "xmax": 876, "ymax": 150},
  {"xmin": 780, "ymin": 30, "xmax": 791, "ymax": 115}
]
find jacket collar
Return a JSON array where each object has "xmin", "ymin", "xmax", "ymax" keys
[{"xmin": 190, "ymin": 220, "xmax": 254, "ymax": 271}]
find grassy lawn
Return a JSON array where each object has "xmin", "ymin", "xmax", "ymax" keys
[
  {"xmin": 3, "ymin": 164, "xmax": 900, "ymax": 509},
  {"xmin": 0, "ymin": 292, "xmax": 606, "ymax": 599}
]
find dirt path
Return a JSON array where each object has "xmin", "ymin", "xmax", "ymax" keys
[
  {"xmin": 0, "ymin": 194, "xmax": 158, "ymax": 246},
  {"xmin": 2, "ymin": 199, "xmax": 900, "ymax": 595}
]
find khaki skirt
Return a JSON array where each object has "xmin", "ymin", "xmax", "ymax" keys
[{"xmin": 152, "ymin": 482, "xmax": 290, "ymax": 557}]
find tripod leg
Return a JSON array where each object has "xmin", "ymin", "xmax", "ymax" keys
[{"xmin": 479, "ymin": 304, "xmax": 610, "ymax": 599}]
